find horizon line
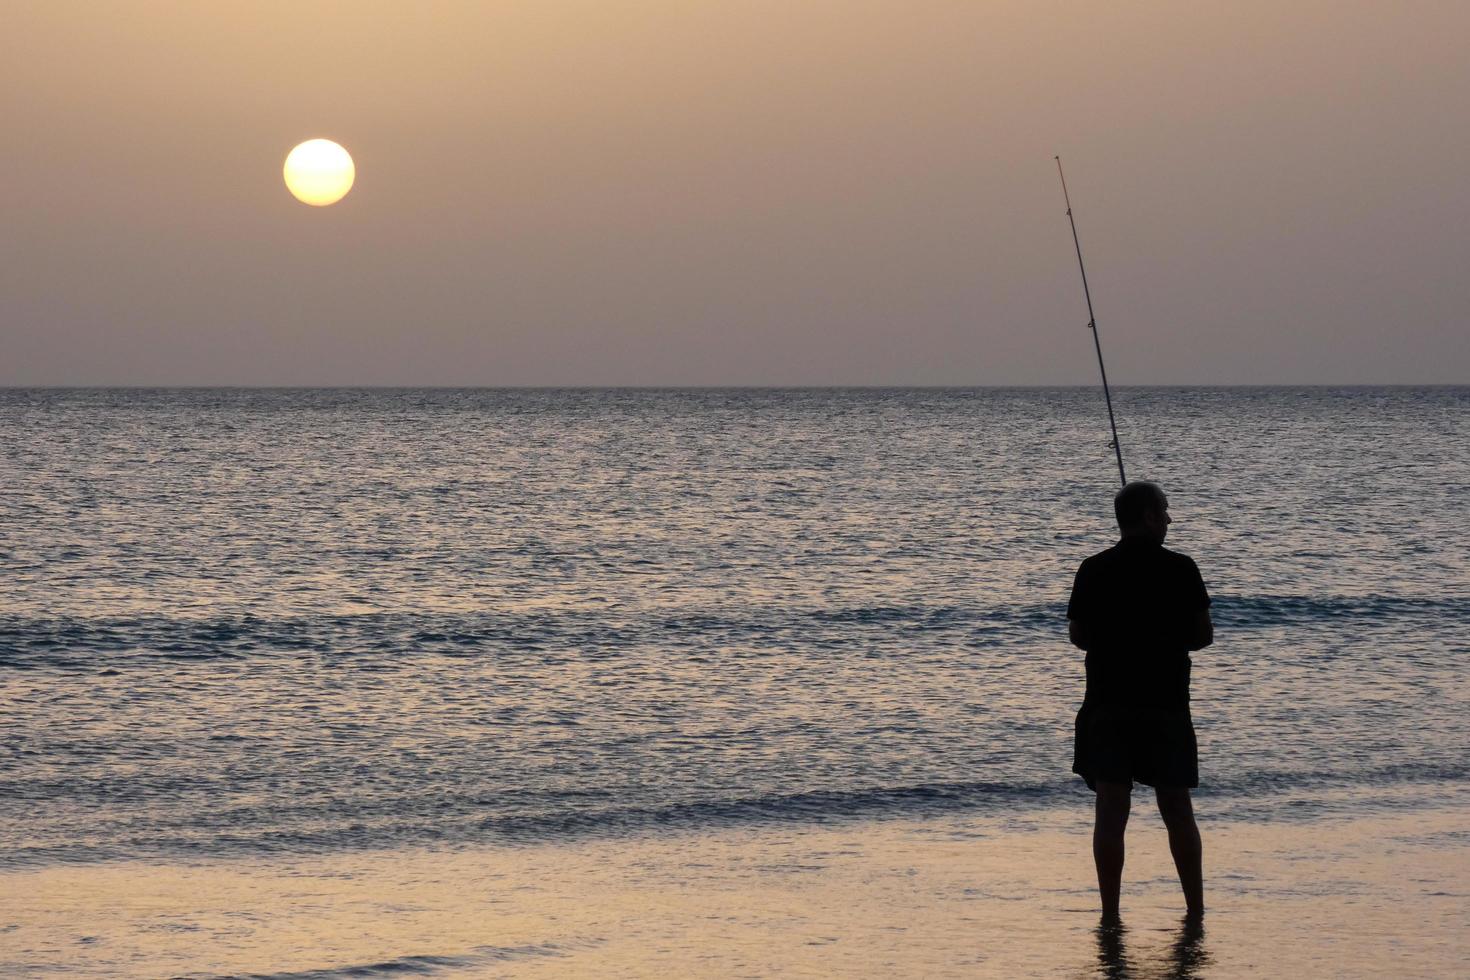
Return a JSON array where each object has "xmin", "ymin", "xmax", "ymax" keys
[{"xmin": 2, "ymin": 382, "xmax": 1466, "ymax": 391}]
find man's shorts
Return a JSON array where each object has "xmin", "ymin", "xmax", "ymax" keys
[{"xmin": 1072, "ymin": 702, "xmax": 1198, "ymax": 791}]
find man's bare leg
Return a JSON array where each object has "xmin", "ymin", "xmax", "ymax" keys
[
  {"xmin": 1093, "ymin": 781, "xmax": 1131, "ymax": 919},
  {"xmin": 1155, "ymin": 787, "xmax": 1204, "ymax": 918}
]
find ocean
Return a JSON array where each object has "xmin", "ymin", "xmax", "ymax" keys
[{"xmin": 3, "ymin": 387, "xmax": 1468, "ymax": 976}]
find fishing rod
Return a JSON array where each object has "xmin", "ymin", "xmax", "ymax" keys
[{"xmin": 1054, "ymin": 156, "xmax": 1126, "ymax": 488}]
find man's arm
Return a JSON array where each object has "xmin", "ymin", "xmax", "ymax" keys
[
  {"xmin": 1183, "ymin": 555, "xmax": 1213, "ymax": 651},
  {"xmin": 1188, "ymin": 609, "xmax": 1213, "ymax": 651},
  {"xmin": 1068, "ymin": 617, "xmax": 1089, "ymax": 650},
  {"xmin": 1067, "ymin": 560, "xmax": 1092, "ymax": 650}
]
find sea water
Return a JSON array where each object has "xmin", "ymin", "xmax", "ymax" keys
[{"xmin": 3, "ymin": 387, "xmax": 1467, "ymax": 870}]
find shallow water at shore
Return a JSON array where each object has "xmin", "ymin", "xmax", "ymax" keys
[{"xmin": 4, "ymin": 794, "xmax": 1466, "ymax": 978}]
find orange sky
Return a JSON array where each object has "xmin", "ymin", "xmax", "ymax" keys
[{"xmin": 4, "ymin": 1, "xmax": 1467, "ymax": 384}]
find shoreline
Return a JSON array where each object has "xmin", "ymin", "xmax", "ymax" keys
[{"xmin": 4, "ymin": 802, "xmax": 1465, "ymax": 978}]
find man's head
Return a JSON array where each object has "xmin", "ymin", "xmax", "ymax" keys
[{"xmin": 1114, "ymin": 480, "xmax": 1171, "ymax": 544}]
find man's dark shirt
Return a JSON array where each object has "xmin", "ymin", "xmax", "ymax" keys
[{"xmin": 1067, "ymin": 538, "xmax": 1211, "ymax": 709}]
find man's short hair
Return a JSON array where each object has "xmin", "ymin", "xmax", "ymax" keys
[{"xmin": 1114, "ymin": 481, "xmax": 1165, "ymax": 529}]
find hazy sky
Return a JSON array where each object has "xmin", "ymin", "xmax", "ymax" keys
[{"xmin": 4, "ymin": 1, "xmax": 1467, "ymax": 385}]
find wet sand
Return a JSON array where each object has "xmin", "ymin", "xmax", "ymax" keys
[{"xmin": 4, "ymin": 798, "xmax": 1466, "ymax": 978}]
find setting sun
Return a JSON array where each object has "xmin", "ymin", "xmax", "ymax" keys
[{"xmin": 283, "ymin": 139, "xmax": 354, "ymax": 206}]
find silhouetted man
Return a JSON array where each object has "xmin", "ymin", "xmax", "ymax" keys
[{"xmin": 1068, "ymin": 481, "xmax": 1213, "ymax": 921}]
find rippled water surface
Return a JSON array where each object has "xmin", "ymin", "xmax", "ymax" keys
[{"xmin": 3, "ymin": 387, "xmax": 1467, "ymax": 866}]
